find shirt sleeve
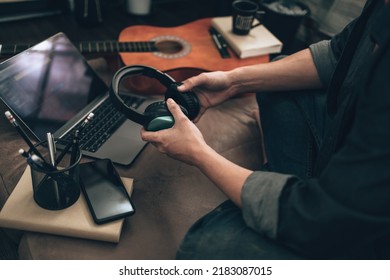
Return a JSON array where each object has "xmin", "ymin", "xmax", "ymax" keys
[
  {"xmin": 309, "ymin": 40, "xmax": 337, "ymax": 87},
  {"xmin": 309, "ymin": 16, "xmax": 359, "ymax": 88},
  {"xmin": 240, "ymin": 171, "xmax": 298, "ymax": 239}
]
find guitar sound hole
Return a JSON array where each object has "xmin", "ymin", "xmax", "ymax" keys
[{"xmin": 155, "ymin": 41, "xmax": 183, "ymax": 54}]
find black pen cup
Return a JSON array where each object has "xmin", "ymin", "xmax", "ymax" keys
[{"xmin": 28, "ymin": 140, "xmax": 82, "ymax": 211}]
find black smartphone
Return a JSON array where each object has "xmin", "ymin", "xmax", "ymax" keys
[{"xmin": 78, "ymin": 159, "xmax": 135, "ymax": 224}]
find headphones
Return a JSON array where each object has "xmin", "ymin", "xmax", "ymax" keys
[{"xmin": 109, "ymin": 65, "xmax": 200, "ymax": 131}]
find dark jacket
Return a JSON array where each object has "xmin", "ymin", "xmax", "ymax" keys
[{"xmin": 278, "ymin": 0, "xmax": 390, "ymax": 259}]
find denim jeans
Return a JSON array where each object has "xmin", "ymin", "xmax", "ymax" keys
[
  {"xmin": 176, "ymin": 89, "xmax": 328, "ymax": 260},
  {"xmin": 257, "ymin": 90, "xmax": 328, "ymax": 178}
]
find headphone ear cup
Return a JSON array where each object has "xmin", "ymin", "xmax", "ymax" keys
[
  {"xmin": 165, "ymin": 84, "xmax": 200, "ymax": 120},
  {"xmin": 143, "ymin": 101, "xmax": 189, "ymax": 131},
  {"xmin": 144, "ymin": 101, "xmax": 170, "ymax": 119}
]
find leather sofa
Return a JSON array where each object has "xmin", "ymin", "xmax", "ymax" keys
[{"xmin": 0, "ymin": 58, "xmax": 263, "ymax": 259}]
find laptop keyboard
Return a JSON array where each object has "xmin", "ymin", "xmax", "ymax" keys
[{"xmin": 62, "ymin": 95, "xmax": 145, "ymax": 153}]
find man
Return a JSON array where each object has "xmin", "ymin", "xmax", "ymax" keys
[{"xmin": 141, "ymin": 0, "xmax": 390, "ymax": 259}]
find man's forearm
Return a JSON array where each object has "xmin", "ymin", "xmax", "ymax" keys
[
  {"xmin": 227, "ymin": 48, "xmax": 323, "ymax": 95},
  {"xmin": 195, "ymin": 145, "xmax": 252, "ymax": 207}
]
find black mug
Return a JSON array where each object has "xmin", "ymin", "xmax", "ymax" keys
[{"xmin": 232, "ymin": 0, "xmax": 265, "ymax": 35}]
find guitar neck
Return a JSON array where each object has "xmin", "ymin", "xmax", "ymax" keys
[
  {"xmin": 0, "ymin": 41, "xmax": 157, "ymax": 57},
  {"xmin": 77, "ymin": 41, "xmax": 157, "ymax": 54}
]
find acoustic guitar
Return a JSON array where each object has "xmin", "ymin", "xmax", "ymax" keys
[
  {"xmin": 118, "ymin": 18, "xmax": 268, "ymax": 70},
  {"xmin": 117, "ymin": 18, "xmax": 269, "ymax": 94}
]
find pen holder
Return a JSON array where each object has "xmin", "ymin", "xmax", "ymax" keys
[{"xmin": 28, "ymin": 140, "xmax": 82, "ymax": 211}]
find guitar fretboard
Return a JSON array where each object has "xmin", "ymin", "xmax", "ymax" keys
[
  {"xmin": 78, "ymin": 41, "xmax": 157, "ymax": 53},
  {"xmin": 0, "ymin": 41, "xmax": 158, "ymax": 57}
]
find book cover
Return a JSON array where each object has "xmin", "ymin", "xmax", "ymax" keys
[
  {"xmin": 211, "ymin": 16, "xmax": 283, "ymax": 59},
  {"xmin": 0, "ymin": 166, "xmax": 133, "ymax": 243}
]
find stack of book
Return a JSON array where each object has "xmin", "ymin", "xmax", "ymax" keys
[
  {"xmin": 0, "ymin": 166, "xmax": 134, "ymax": 243},
  {"xmin": 211, "ymin": 16, "xmax": 283, "ymax": 59}
]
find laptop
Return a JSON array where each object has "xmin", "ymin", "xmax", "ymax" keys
[{"xmin": 0, "ymin": 32, "xmax": 155, "ymax": 165}]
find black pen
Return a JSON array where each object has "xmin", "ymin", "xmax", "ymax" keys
[
  {"xmin": 4, "ymin": 111, "xmax": 45, "ymax": 159},
  {"xmin": 27, "ymin": 154, "xmax": 57, "ymax": 173},
  {"xmin": 20, "ymin": 148, "xmax": 51, "ymax": 171},
  {"xmin": 46, "ymin": 132, "xmax": 60, "ymax": 204},
  {"xmin": 55, "ymin": 112, "xmax": 94, "ymax": 165},
  {"xmin": 209, "ymin": 27, "xmax": 230, "ymax": 58},
  {"xmin": 46, "ymin": 132, "xmax": 57, "ymax": 167},
  {"xmin": 18, "ymin": 148, "xmax": 30, "ymax": 159},
  {"xmin": 69, "ymin": 129, "xmax": 80, "ymax": 167}
]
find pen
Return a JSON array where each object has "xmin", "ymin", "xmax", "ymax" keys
[
  {"xmin": 18, "ymin": 148, "xmax": 54, "ymax": 174},
  {"xmin": 46, "ymin": 132, "xmax": 56, "ymax": 167},
  {"xmin": 4, "ymin": 111, "xmax": 45, "ymax": 159},
  {"xmin": 46, "ymin": 132, "xmax": 60, "ymax": 204},
  {"xmin": 69, "ymin": 129, "xmax": 80, "ymax": 167},
  {"xmin": 54, "ymin": 112, "xmax": 94, "ymax": 165},
  {"xmin": 19, "ymin": 148, "xmax": 48, "ymax": 170},
  {"xmin": 27, "ymin": 154, "xmax": 57, "ymax": 173},
  {"xmin": 209, "ymin": 28, "xmax": 230, "ymax": 58},
  {"xmin": 18, "ymin": 148, "xmax": 30, "ymax": 158}
]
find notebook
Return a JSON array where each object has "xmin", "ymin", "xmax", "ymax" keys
[
  {"xmin": 211, "ymin": 16, "xmax": 283, "ymax": 59},
  {"xmin": 0, "ymin": 32, "xmax": 155, "ymax": 165}
]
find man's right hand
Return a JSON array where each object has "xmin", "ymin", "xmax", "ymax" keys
[{"xmin": 177, "ymin": 71, "xmax": 235, "ymax": 122}]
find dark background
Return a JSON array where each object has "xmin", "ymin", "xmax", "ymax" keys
[
  {"xmin": 0, "ymin": 0, "xmax": 241, "ymax": 46},
  {"xmin": 0, "ymin": 0, "xmax": 312, "ymax": 58}
]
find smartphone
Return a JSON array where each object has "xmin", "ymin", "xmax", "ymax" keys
[{"xmin": 78, "ymin": 159, "xmax": 135, "ymax": 224}]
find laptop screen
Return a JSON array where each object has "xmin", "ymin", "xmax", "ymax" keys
[{"xmin": 0, "ymin": 33, "xmax": 108, "ymax": 140}]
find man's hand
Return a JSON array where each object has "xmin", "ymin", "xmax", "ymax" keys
[
  {"xmin": 177, "ymin": 71, "xmax": 234, "ymax": 122},
  {"xmin": 140, "ymin": 98, "xmax": 208, "ymax": 166}
]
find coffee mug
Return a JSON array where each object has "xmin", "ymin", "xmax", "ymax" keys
[
  {"xmin": 232, "ymin": 0, "xmax": 265, "ymax": 35},
  {"xmin": 126, "ymin": 0, "xmax": 152, "ymax": 15}
]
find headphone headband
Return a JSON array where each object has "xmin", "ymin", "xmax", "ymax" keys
[
  {"xmin": 109, "ymin": 65, "xmax": 200, "ymax": 130},
  {"xmin": 109, "ymin": 65, "xmax": 175, "ymax": 125}
]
